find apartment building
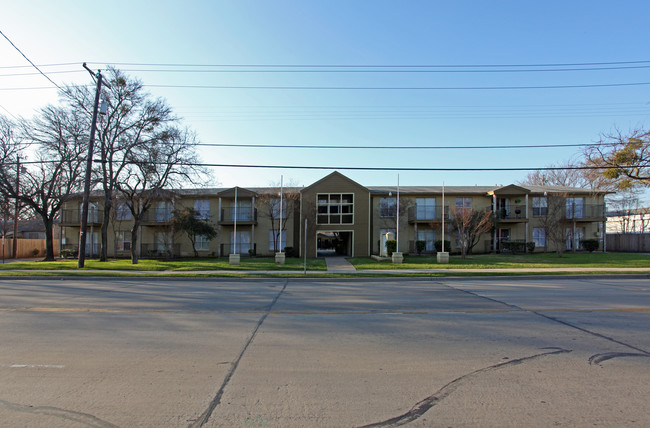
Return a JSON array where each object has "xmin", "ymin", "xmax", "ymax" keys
[{"xmin": 60, "ymin": 171, "xmax": 609, "ymax": 258}]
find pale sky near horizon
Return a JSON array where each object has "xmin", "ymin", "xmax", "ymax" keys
[{"xmin": 1, "ymin": 1, "xmax": 649, "ymax": 192}]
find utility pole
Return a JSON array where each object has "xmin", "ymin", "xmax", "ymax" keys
[
  {"xmin": 78, "ymin": 63, "xmax": 106, "ymax": 268},
  {"xmin": 12, "ymin": 156, "xmax": 20, "ymax": 258}
]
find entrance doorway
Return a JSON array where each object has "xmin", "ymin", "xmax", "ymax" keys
[{"xmin": 317, "ymin": 231, "xmax": 352, "ymax": 257}]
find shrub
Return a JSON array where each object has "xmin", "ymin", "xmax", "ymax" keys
[
  {"xmin": 526, "ymin": 242, "xmax": 536, "ymax": 253},
  {"xmin": 415, "ymin": 240, "xmax": 426, "ymax": 255},
  {"xmin": 31, "ymin": 248, "xmax": 40, "ymax": 257},
  {"xmin": 284, "ymin": 246, "xmax": 297, "ymax": 257},
  {"xmin": 501, "ymin": 241, "xmax": 526, "ymax": 254},
  {"xmin": 582, "ymin": 239, "xmax": 599, "ymax": 252},
  {"xmin": 386, "ymin": 240, "xmax": 397, "ymax": 256},
  {"xmin": 434, "ymin": 240, "xmax": 451, "ymax": 253},
  {"xmin": 61, "ymin": 249, "xmax": 78, "ymax": 258}
]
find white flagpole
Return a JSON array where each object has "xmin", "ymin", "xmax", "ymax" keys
[
  {"xmin": 233, "ymin": 187, "xmax": 238, "ymax": 254},
  {"xmin": 441, "ymin": 181, "xmax": 445, "ymax": 253},
  {"xmin": 396, "ymin": 174, "xmax": 400, "ymax": 252}
]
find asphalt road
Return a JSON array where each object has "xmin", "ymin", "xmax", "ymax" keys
[{"xmin": 0, "ymin": 276, "xmax": 648, "ymax": 427}]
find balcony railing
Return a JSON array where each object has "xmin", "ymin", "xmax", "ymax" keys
[
  {"xmin": 60, "ymin": 209, "xmax": 103, "ymax": 225},
  {"xmin": 141, "ymin": 243, "xmax": 179, "ymax": 259},
  {"xmin": 219, "ymin": 207, "xmax": 258, "ymax": 223},
  {"xmin": 220, "ymin": 242, "xmax": 256, "ymax": 255},
  {"xmin": 564, "ymin": 204, "xmax": 606, "ymax": 220},
  {"xmin": 493, "ymin": 204, "xmax": 527, "ymax": 220},
  {"xmin": 407, "ymin": 205, "xmax": 449, "ymax": 222},
  {"xmin": 140, "ymin": 209, "xmax": 173, "ymax": 224}
]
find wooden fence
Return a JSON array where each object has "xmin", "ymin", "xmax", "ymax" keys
[
  {"xmin": 606, "ymin": 233, "xmax": 650, "ymax": 252},
  {"xmin": 0, "ymin": 238, "xmax": 60, "ymax": 259}
]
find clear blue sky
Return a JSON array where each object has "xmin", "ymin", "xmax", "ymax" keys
[{"xmin": 2, "ymin": 1, "xmax": 649, "ymax": 189}]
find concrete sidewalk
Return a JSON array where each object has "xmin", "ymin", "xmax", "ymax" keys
[{"xmin": 324, "ymin": 256, "xmax": 357, "ymax": 273}]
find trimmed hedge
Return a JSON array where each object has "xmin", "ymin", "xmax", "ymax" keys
[{"xmin": 582, "ymin": 239, "xmax": 599, "ymax": 252}]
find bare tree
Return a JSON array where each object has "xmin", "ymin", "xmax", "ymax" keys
[
  {"xmin": 257, "ymin": 181, "xmax": 300, "ymax": 253},
  {"xmin": 519, "ymin": 159, "xmax": 616, "ymax": 193},
  {"xmin": 61, "ymin": 68, "xmax": 180, "ymax": 261},
  {"xmin": 537, "ymin": 194, "xmax": 570, "ymax": 257},
  {"xmin": 117, "ymin": 126, "xmax": 205, "ymax": 264},
  {"xmin": 584, "ymin": 128, "xmax": 650, "ymax": 189},
  {"xmin": 449, "ymin": 206, "xmax": 494, "ymax": 259},
  {"xmin": 0, "ymin": 112, "xmax": 87, "ymax": 261}
]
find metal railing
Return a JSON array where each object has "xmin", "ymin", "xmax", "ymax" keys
[
  {"xmin": 141, "ymin": 243, "xmax": 180, "ymax": 259},
  {"xmin": 60, "ymin": 209, "xmax": 103, "ymax": 225},
  {"xmin": 220, "ymin": 207, "xmax": 257, "ymax": 222},
  {"xmin": 493, "ymin": 204, "xmax": 527, "ymax": 220},
  {"xmin": 407, "ymin": 205, "xmax": 449, "ymax": 222}
]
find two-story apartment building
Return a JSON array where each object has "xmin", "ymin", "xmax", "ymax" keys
[{"xmin": 60, "ymin": 172, "xmax": 609, "ymax": 258}]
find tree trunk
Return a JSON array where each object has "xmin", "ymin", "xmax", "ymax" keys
[
  {"xmin": 100, "ymin": 190, "xmax": 112, "ymax": 262},
  {"xmin": 130, "ymin": 222, "xmax": 139, "ymax": 264},
  {"xmin": 42, "ymin": 214, "xmax": 55, "ymax": 261}
]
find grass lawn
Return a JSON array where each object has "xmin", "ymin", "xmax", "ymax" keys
[
  {"xmin": 0, "ymin": 257, "xmax": 327, "ymax": 271},
  {"xmin": 348, "ymin": 252, "xmax": 650, "ymax": 270}
]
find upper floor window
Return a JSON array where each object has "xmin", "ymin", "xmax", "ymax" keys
[
  {"xmin": 455, "ymin": 197, "xmax": 472, "ymax": 213},
  {"xmin": 380, "ymin": 197, "xmax": 397, "ymax": 217},
  {"xmin": 416, "ymin": 198, "xmax": 436, "ymax": 220},
  {"xmin": 115, "ymin": 202, "xmax": 132, "ymax": 221},
  {"xmin": 270, "ymin": 197, "xmax": 288, "ymax": 219},
  {"xmin": 532, "ymin": 197, "xmax": 547, "ymax": 217},
  {"xmin": 194, "ymin": 199, "xmax": 210, "ymax": 219},
  {"xmin": 155, "ymin": 201, "xmax": 173, "ymax": 222},
  {"xmin": 566, "ymin": 197, "xmax": 585, "ymax": 219},
  {"xmin": 317, "ymin": 193, "xmax": 354, "ymax": 224}
]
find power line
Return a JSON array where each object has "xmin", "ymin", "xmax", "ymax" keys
[
  {"xmin": 0, "ymin": 30, "xmax": 62, "ymax": 90},
  {"xmin": 195, "ymin": 142, "xmax": 603, "ymax": 150},
  {"xmin": 8, "ymin": 159, "xmax": 638, "ymax": 172},
  {"xmin": 144, "ymin": 82, "xmax": 650, "ymax": 91}
]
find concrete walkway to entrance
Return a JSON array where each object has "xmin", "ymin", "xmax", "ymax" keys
[{"xmin": 324, "ymin": 256, "xmax": 357, "ymax": 273}]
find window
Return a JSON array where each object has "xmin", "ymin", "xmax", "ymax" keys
[
  {"xmin": 195, "ymin": 234, "xmax": 210, "ymax": 251},
  {"xmin": 155, "ymin": 201, "xmax": 173, "ymax": 222},
  {"xmin": 566, "ymin": 198, "xmax": 585, "ymax": 219},
  {"xmin": 533, "ymin": 228, "xmax": 545, "ymax": 247},
  {"xmin": 380, "ymin": 228, "xmax": 396, "ymax": 255},
  {"xmin": 417, "ymin": 228, "xmax": 435, "ymax": 252},
  {"xmin": 115, "ymin": 231, "xmax": 132, "ymax": 251},
  {"xmin": 416, "ymin": 198, "xmax": 436, "ymax": 220},
  {"xmin": 269, "ymin": 230, "xmax": 287, "ymax": 252},
  {"xmin": 566, "ymin": 227, "xmax": 585, "ymax": 250},
  {"xmin": 380, "ymin": 197, "xmax": 397, "ymax": 217},
  {"xmin": 194, "ymin": 199, "xmax": 210, "ymax": 219},
  {"xmin": 532, "ymin": 197, "xmax": 547, "ymax": 217},
  {"xmin": 230, "ymin": 231, "xmax": 251, "ymax": 254},
  {"xmin": 231, "ymin": 200, "xmax": 252, "ymax": 221},
  {"xmin": 80, "ymin": 202, "xmax": 99, "ymax": 222},
  {"xmin": 317, "ymin": 193, "xmax": 354, "ymax": 224},
  {"xmin": 455, "ymin": 197, "xmax": 472, "ymax": 213},
  {"xmin": 270, "ymin": 198, "xmax": 288, "ymax": 219},
  {"xmin": 116, "ymin": 202, "xmax": 131, "ymax": 220}
]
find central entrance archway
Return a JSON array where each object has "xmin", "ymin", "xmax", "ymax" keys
[{"xmin": 317, "ymin": 231, "xmax": 353, "ymax": 257}]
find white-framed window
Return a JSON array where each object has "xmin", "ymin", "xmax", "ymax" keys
[
  {"xmin": 317, "ymin": 193, "xmax": 354, "ymax": 224},
  {"xmin": 566, "ymin": 227, "xmax": 585, "ymax": 250},
  {"xmin": 417, "ymin": 228, "xmax": 435, "ymax": 252},
  {"xmin": 533, "ymin": 228, "xmax": 545, "ymax": 248},
  {"xmin": 115, "ymin": 231, "xmax": 132, "ymax": 251},
  {"xmin": 532, "ymin": 197, "xmax": 547, "ymax": 217},
  {"xmin": 566, "ymin": 198, "xmax": 585, "ymax": 219},
  {"xmin": 270, "ymin": 198, "xmax": 288, "ymax": 219},
  {"xmin": 455, "ymin": 197, "xmax": 472, "ymax": 214},
  {"xmin": 380, "ymin": 197, "xmax": 397, "ymax": 217},
  {"xmin": 231, "ymin": 200, "xmax": 252, "ymax": 221},
  {"xmin": 195, "ymin": 234, "xmax": 210, "ymax": 251},
  {"xmin": 416, "ymin": 198, "xmax": 436, "ymax": 220},
  {"xmin": 269, "ymin": 230, "xmax": 287, "ymax": 252},
  {"xmin": 230, "ymin": 231, "xmax": 251, "ymax": 254},
  {"xmin": 155, "ymin": 201, "xmax": 173, "ymax": 222},
  {"xmin": 116, "ymin": 202, "xmax": 132, "ymax": 220},
  {"xmin": 194, "ymin": 199, "xmax": 210, "ymax": 219},
  {"xmin": 80, "ymin": 202, "xmax": 99, "ymax": 222}
]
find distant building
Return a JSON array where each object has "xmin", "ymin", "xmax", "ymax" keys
[
  {"xmin": 606, "ymin": 209, "xmax": 650, "ymax": 234},
  {"xmin": 59, "ymin": 171, "xmax": 609, "ymax": 258}
]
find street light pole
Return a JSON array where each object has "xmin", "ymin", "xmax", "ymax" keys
[
  {"xmin": 78, "ymin": 63, "xmax": 104, "ymax": 268},
  {"xmin": 12, "ymin": 156, "xmax": 20, "ymax": 259}
]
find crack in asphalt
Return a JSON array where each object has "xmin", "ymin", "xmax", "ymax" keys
[
  {"xmin": 442, "ymin": 281, "xmax": 650, "ymax": 358},
  {"xmin": 589, "ymin": 352, "xmax": 650, "ymax": 365},
  {"xmin": 0, "ymin": 399, "xmax": 119, "ymax": 428},
  {"xmin": 187, "ymin": 280, "xmax": 289, "ymax": 428},
  {"xmin": 358, "ymin": 347, "xmax": 572, "ymax": 428}
]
